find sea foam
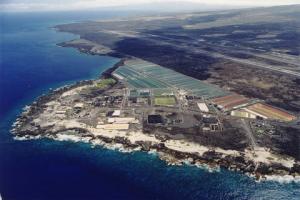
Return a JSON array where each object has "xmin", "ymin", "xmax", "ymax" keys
[{"xmin": 263, "ymin": 175, "xmax": 300, "ymax": 183}]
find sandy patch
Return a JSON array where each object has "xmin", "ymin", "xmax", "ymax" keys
[
  {"xmin": 165, "ymin": 140, "xmax": 209, "ymax": 155},
  {"xmin": 245, "ymin": 147, "xmax": 295, "ymax": 168},
  {"xmin": 61, "ymin": 85, "xmax": 89, "ymax": 97}
]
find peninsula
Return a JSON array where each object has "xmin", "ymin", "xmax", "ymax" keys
[{"xmin": 12, "ymin": 5, "xmax": 300, "ymax": 181}]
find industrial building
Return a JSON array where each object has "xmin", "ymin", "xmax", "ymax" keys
[
  {"xmin": 197, "ymin": 102, "xmax": 209, "ymax": 113},
  {"xmin": 202, "ymin": 115, "xmax": 221, "ymax": 132}
]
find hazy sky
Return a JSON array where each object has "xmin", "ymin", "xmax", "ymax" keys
[{"xmin": 1, "ymin": 0, "xmax": 300, "ymax": 12}]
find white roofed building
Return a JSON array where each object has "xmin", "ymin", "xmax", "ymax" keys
[{"xmin": 112, "ymin": 110, "xmax": 121, "ymax": 117}]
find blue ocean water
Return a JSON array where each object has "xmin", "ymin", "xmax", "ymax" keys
[{"xmin": 0, "ymin": 11, "xmax": 299, "ymax": 200}]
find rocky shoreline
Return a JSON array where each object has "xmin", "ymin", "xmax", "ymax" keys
[
  {"xmin": 11, "ymin": 39, "xmax": 300, "ymax": 183},
  {"xmin": 13, "ymin": 127, "xmax": 300, "ymax": 183},
  {"xmin": 57, "ymin": 39, "xmax": 126, "ymax": 59}
]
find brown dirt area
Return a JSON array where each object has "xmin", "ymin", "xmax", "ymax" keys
[{"xmin": 206, "ymin": 61, "xmax": 300, "ymax": 113}]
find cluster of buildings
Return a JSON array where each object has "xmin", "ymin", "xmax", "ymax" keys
[
  {"xmin": 188, "ymin": 93, "xmax": 296, "ymax": 122},
  {"xmin": 209, "ymin": 94, "xmax": 296, "ymax": 122},
  {"xmin": 112, "ymin": 59, "xmax": 297, "ymax": 130},
  {"xmin": 96, "ymin": 110, "xmax": 139, "ymax": 130}
]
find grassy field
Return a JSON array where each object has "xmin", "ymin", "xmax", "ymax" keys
[
  {"xmin": 96, "ymin": 78, "xmax": 116, "ymax": 89},
  {"xmin": 154, "ymin": 96, "xmax": 176, "ymax": 106}
]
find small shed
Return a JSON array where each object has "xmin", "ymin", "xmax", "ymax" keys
[
  {"xmin": 197, "ymin": 102, "xmax": 209, "ymax": 113},
  {"xmin": 112, "ymin": 110, "xmax": 121, "ymax": 117}
]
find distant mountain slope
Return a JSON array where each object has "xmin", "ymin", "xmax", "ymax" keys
[{"xmin": 106, "ymin": 1, "xmax": 243, "ymax": 12}]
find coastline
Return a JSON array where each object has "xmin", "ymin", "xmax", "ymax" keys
[
  {"xmin": 3, "ymin": 10, "xmax": 299, "ymax": 200},
  {"xmin": 13, "ymin": 131, "xmax": 300, "ymax": 183},
  {"xmin": 9, "ymin": 14, "xmax": 300, "ymax": 181},
  {"xmin": 11, "ymin": 51, "xmax": 300, "ymax": 182}
]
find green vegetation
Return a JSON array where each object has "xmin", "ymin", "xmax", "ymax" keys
[
  {"xmin": 154, "ymin": 96, "xmax": 176, "ymax": 106},
  {"xmin": 96, "ymin": 78, "xmax": 116, "ymax": 89}
]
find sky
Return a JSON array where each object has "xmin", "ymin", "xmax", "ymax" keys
[{"xmin": 1, "ymin": 0, "xmax": 300, "ymax": 12}]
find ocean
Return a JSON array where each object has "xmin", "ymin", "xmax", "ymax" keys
[{"xmin": 0, "ymin": 11, "xmax": 299, "ymax": 200}]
